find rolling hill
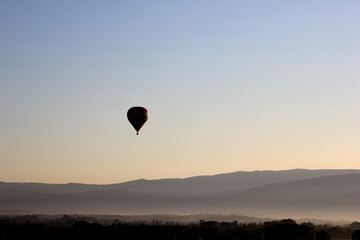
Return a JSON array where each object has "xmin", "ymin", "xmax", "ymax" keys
[{"xmin": 1, "ymin": 169, "xmax": 360, "ymax": 220}]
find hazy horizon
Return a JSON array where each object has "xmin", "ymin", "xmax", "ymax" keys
[
  {"xmin": 2, "ymin": 168, "xmax": 360, "ymax": 184},
  {"xmin": 2, "ymin": 169, "xmax": 360, "ymax": 222}
]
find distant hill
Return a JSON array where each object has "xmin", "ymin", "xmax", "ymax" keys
[
  {"xmin": 109, "ymin": 169, "xmax": 360, "ymax": 196},
  {"xmin": 212, "ymin": 173, "xmax": 360, "ymax": 219},
  {"xmin": 1, "ymin": 169, "xmax": 360, "ymax": 220},
  {"xmin": 2, "ymin": 169, "xmax": 360, "ymax": 197}
]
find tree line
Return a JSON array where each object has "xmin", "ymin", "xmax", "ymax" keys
[{"xmin": 1, "ymin": 215, "xmax": 360, "ymax": 240}]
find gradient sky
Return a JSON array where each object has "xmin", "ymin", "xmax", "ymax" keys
[{"xmin": 1, "ymin": 1, "xmax": 359, "ymax": 184}]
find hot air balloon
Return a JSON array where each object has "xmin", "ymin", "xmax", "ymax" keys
[{"xmin": 127, "ymin": 106, "xmax": 148, "ymax": 135}]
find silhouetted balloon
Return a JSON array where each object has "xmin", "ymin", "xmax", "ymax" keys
[{"xmin": 127, "ymin": 107, "xmax": 148, "ymax": 135}]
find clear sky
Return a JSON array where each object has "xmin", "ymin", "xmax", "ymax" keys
[{"xmin": 1, "ymin": 1, "xmax": 359, "ymax": 184}]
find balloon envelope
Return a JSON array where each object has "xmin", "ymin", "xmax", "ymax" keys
[{"xmin": 127, "ymin": 107, "xmax": 148, "ymax": 134}]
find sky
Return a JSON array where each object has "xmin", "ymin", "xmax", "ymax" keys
[{"xmin": 1, "ymin": 1, "xmax": 359, "ymax": 184}]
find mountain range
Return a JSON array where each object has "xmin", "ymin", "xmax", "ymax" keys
[{"xmin": 1, "ymin": 169, "xmax": 360, "ymax": 221}]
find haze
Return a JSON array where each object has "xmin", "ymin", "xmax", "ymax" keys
[{"xmin": 1, "ymin": 1, "xmax": 359, "ymax": 184}]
